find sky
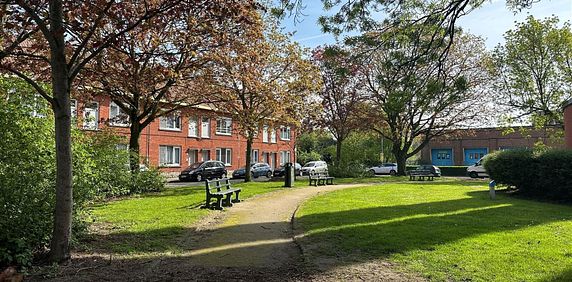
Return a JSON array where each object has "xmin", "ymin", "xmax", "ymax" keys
[{"xmin": 280, "ymin": 0, "xmax": 572, "ymax": 50}]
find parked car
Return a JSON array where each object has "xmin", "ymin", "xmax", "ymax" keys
[
  {"xmin": 412, "ymin": 165, "xmax": 442, "ymax": 177},
  {"xmin": 300, "ymin": 161, "xmax": 328, "ymax": 176},
  {"xmin": 467, "ymin": 158, "xmax": 489, "ymax": 178},
  {"xmin": 273, "ymin": 163, "xmax": 302, "ymax": 177},
  {"xmin": 232, "ymin": 163, "xmax": 273, "ymax": 179},
  {"xmin": 368, "ymin": 163, "xmax": 398, "ymax": 175},
  {"xmin": 178, "ymin": 160, "xmax": 227, "ymax": 182}
]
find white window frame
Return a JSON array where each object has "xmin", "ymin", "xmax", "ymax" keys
[
  {"xmin": 201, "ymin": 117, "xmax": 211, "ymax": 138},
  {"xmin": 70, "ymin": 99, "xmax": 77, "ymax": 120},
  {"xmin": 280, "ymin": 126, "xmax": 291, "ymax": 141},
  {"xmin": 216, "ymin": 148, "xmax": 232, "ymax": 166},
  {"xmin": 252, "ymin": 149, "xmax": 259, "ymax": 163},
  {"xmin": 262, "ymin": 125, "xmax": 269, "ymax": 143},
  {"xmin": 159, "ymin": 112, "xmax": 182, "ymax": 131},
  {"xmin": 215, "ymin": 117, "xmax": 232, "ymax": 135},
  {"xmin": 159, "ymin": 145, "xmax": 181, "ymax": 167},
  {"xmin": 109, "ymin": 101, "xmax": 130, "ymax": 127},
  {"xmin": 270, "ymin": 128, "xmax": 277, "ymax": 143},
  {"xmin": 82, "ymin": 102, "xmax": 99, "ymax": 130},
  {"xmin": 188, "ymin": 116, "xmax": 199, "ymax": 137},
  {"xmin": 187, "ymin": 149, "xmax": 199, "ymax": 165},
  {"xmin": 280, "ymin": 150, "xmax": 291, "ymax": 165}
]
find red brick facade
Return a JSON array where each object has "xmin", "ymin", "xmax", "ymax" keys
[
  {"xmin": 565, "ymin": 100, "xmax": 572, "ymax": 148},
  {"xmin": 74, "ymin": 96, "xmax": 296, "ymax": 173},
  {"xmin": 420, "ymin": 127, "xmax": 565, "ymax": 166}
]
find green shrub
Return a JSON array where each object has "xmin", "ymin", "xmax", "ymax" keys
[
  {"xmin": 438, "ymin": 166, "xmax": 470, "ymax": 176},
  {"xmin": 484, "ymin": 149, "xmax": 572, "ymax": 201},
  {"xmin": 483, "ymin": 149, "xmax": 536, "ymax": 193},
  {"xmin": 130, "ymin": 168, "xmax": 165, "ymax": 194},
  {"xmin": 328, "ymin": 162, "xmax": 370, "ymax": 178},
  {"xmin": 0, "ymin": 77, "xmax": 164, "ymax": 267}
]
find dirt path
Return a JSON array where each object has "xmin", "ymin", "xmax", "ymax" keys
[
  {"xmin": 35, "ymin": 183, "xmax": 419, "ymax": 281},
  {"xmin": 182, "ymin": 184, "xmax": 367, "ymax": 268}
]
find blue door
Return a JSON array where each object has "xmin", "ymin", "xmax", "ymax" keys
[
  {"xmin": 431, "ymin": 149, "xmax": 453, "ymax": 166},
  {"xmin": 464, "ymin": 148, "xmax": 488, "ymax": 166}
]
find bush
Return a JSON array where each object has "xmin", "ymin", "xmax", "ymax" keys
[
  {"xmin": 328, "ymin": 162, "xmax": 370, "ymax": 178},
  {"xmin": 0, "ymin": 77, "xmax": 165, "ymax": 267},
  {"xmin": 483, "ymin": 149, "xmax": 536, "ymax": 193},
  {"xmin": 484, "ymin": 149, "xmax": 572, "ymax": 201},
  {"xmin": 438, "ymin": 166, "xmax": 470, "ymax": 176}
]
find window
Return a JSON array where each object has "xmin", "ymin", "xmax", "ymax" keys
[
  {"xmin": 116, "ymin": 144, "xmax": 128, "ymax": 151},
  {"xmin": 270, "ymin": 128, "xmax": 277, "ymax": 143},
  {"xmin": 83, "ymin": 102, "xmax": 99, "ymax": 130},
  {"xmin": 280, "ymin": 126, "xmax": 291, "ymax": 140},
  {"xmin": 216, "ymin": 117, "xmax": 232, "ymax": 135},
  {"xmin": 109, "ymin": 101, "xmax": 129, "ymax": 127},
  {"xmin": 252, "ymin": 149, "xmax": 259, "ymax": 163},
  {"xmin": 187, "ymin": 149, "xmax": 198, "ymax": 164},
  {"xmin": 201, "ymin": 149, "xmax": 210, "ymax": 161},
  {"xmin": 216, "ymin": 148, "xmax": 232, "ymax": 166},
  {"xmin": 262, "ymin": 125, "xmax": 269, "ymax": 143},
  {"xmin": 280, "ymin": 151, "xmax": 291, "ymax": 165},
  {"xmin": 201, "ymin": 117, "xmax": 211, "ymax": 138},
  {"xmin": 159, "ymin": 145, "xmax": 181, "ymax": 166},
  {"xmin": 159, "ymin": 112, "xmax": 181, "ymax": 131},
  {"xmin": 188, "ymin": 117, "xmax": 198, "ymax": 137},
  {"xmin": 70, "ymin": 100, "xmax": 77, "ymax": 119}
]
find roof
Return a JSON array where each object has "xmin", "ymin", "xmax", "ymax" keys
[{"xmin": 564, "ymin": 99, "xmax": 572, "ymax": 110}]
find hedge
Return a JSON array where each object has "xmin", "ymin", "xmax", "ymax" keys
[{"xmin": 483, "ymin": 149, "xmax": 572, "ymax": 202}]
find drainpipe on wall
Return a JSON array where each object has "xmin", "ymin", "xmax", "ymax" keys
[{"xmin": 145, "ymin": 124, "xmax": 150, "ymax": 165}]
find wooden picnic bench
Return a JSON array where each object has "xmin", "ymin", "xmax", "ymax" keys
[
  {"xmin": 203, "ymin": 178, "xmax": 241, "ymax": 210},
  {"xmin": 309, "ymin": 172, "xmax": 335, "ymax": 186},
  {"xmin": 408, "ymin": 169, "xmax": 436, "ymax": 181}
]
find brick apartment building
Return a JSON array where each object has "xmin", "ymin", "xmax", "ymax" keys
[
  {"xmin": 73, "ymin": 95, "xmax": 296, "ymax": 173},
  {"xmin": 420, "ymin": 127, "xmax": 565, "ymax": 166},
  {"xmin": 565, "ymin": 99, "xmax": 572, "ymax": 148}
]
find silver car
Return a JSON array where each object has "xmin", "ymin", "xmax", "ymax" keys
[
  {"xmin": 368, "ymin": 163, "xmax": 398, "ymax": 175},
  {"xmin": 300, "ymin": 161, "xmax": 328, "ymax": 176}
]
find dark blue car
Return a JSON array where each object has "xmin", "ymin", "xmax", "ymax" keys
[{"xmin": 232, "ymin": 163, "xmax": 273, "ymax": 179}]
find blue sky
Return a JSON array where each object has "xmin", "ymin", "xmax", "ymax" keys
[{"xmin": 280, "ymin": 0, "xmax": 572, "ymax": 50}]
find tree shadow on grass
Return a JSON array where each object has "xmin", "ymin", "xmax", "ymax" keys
[{"xmin": 51, "ymin": 190, "xmax": 572, "ymax": 281}]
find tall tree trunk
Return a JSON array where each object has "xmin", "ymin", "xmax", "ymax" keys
[
  {"xmin": 245, "ymin": 136, "xmax": 253, "ymax": 182},
  {"xmin": 335, "ymin": 138, "xmax": 343, "ymax": 165},
  {"xmin": 49, "ymin": 0, "xmax": 73, "ymax": 263},
  {"xmin": 129, "ymin": 121, "xmax": 142, "ymax": 173},
  {"xmin": 393, "ymin": 145, "xmax": 408, "ymax": 176}
]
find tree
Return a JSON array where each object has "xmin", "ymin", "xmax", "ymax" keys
[
  {"xmin": 0, "ymin": 0, "xmax": 192, "ymax": 262},
  {"xmin": 210, "ymin": 20, "xmax": 320, "ymax": 182},
  {"xmin": 84, "ymin": 2, "xmax": 260, "ymax": 173},
  {"xmin": 360, "ymin": 27, "xmax": 490, "ymax": 175},
  {"xmin": 490, "ymin": 16, "xmax": 572, "ymax": 127},
  {"xmin": 312, "ymin": 45, "xmax": 365, "ymax": 164}
]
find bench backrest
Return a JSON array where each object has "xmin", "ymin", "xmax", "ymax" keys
[{"xmin": 205, "ymin": 178, "xmax": 232, "ymax": 193}]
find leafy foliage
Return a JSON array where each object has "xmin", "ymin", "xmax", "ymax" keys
[
  {"xmin": 484, "ymin": 149, "xmax": 572, "ymax": 201},
  {"xmin": 0, "ymin": 77, "xmax": 164, "ymax": 268},
  {"xmin": 490, "ymin": 16, "xmax": 572, "ymax": 127},
  {"xmin": 359, "ymin": 28, "xmax": 490, "ymax": 175}
]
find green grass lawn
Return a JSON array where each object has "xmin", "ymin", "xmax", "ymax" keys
[
  {"xmin": 296, "ymin": 180, "xmax": 572, "ymax": 282},
  {"xmin": 87, "ymin": 180, "xmax": 297, "ymax": 254}
]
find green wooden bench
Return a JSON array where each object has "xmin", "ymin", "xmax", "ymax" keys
[
  {"xmin": 408, "ymin": 170, "xmax": 435, "ymax": 181},
  {"xmin": 203, "ymin": 178, "xmax": 241, "ymax": 210},
  {"xmin": 309, "ymin": 172, "xmax": 335, "ymax": 186}
]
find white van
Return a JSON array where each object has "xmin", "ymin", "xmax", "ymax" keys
[
  {"xmin": 300, "ymin": 161, "xmax": 328, "ymax": 176},
  {"xmin": 467, "ymin": 158, "xmax": 488, "ymax": 178}
]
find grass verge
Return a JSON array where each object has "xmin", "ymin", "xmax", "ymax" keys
[
  {"xmin": 295, "ymin": 180, "xmax": 572, "ymax": 281},
  {"xmin": 86, "ymin": 180, "xmax": 297, "ymax": 254}
]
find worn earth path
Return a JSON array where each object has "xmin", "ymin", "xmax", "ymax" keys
[{"xmin": 40, "ymin": 183, "xmax": 419, "ymax": 281}]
